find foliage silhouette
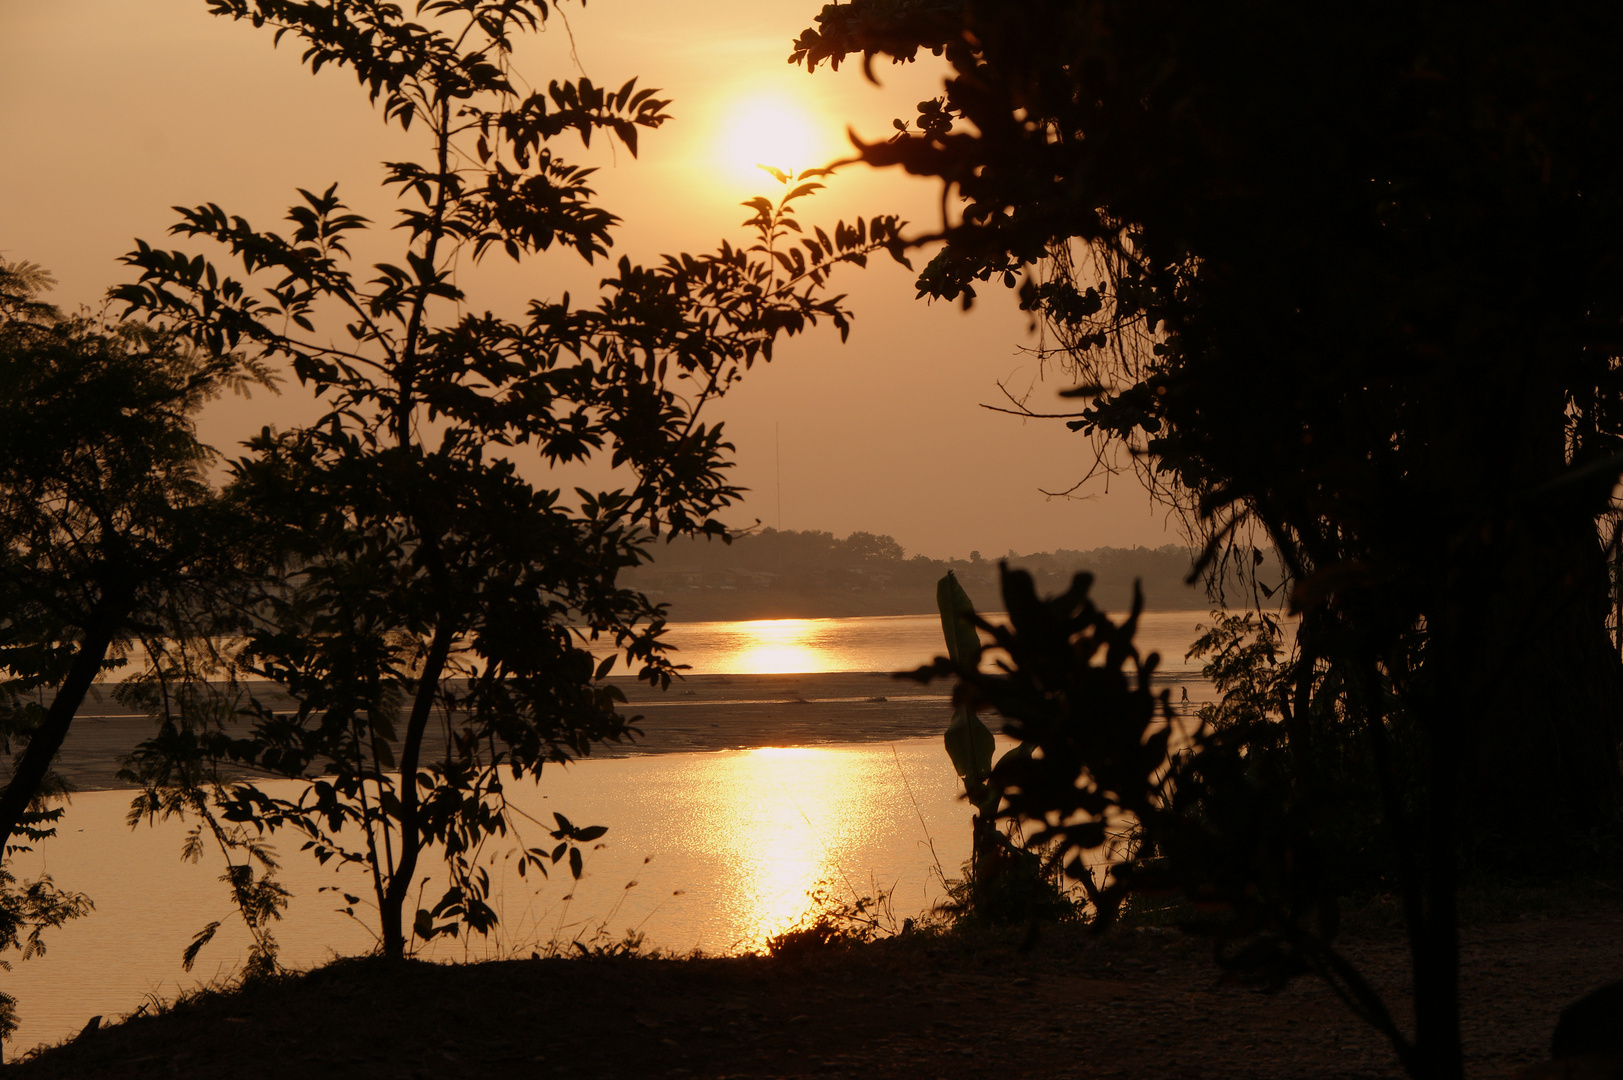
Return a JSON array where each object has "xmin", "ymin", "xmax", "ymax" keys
[
  {"xmin": 1189, "ymin": 612, "xmax": 1416, "ymax": 899},
  {"xmin": 924, "ymin": 571, "xmax": 1074, "ymax": 927},
  {"xmin": 764, "ymin": 879, "xmax": 906, "ymax": 958},
  {"xmin": 0, "ymin": 864, "xmax": 93, "ymax": 1047},
  {"xmin": 915, "ymin": 565, "xmax": 1429, "ymax": 1076},
  {"xmin": 793, "ymin": 5, "xmax": 1623, "ymax": 1076},
  {"xmin": 1, "ymin": 259, "xmax": 247, "ymax": 1045},
  {"xmin": 114, "ymin": 0, "xmax": 906, "ymax": 960},
  {"xmin": 118, "ymin": 668, "xmax": 290, "ymax": 979},
  {"xmin": 0, "ymin": 260, "xmax": 265, "ymax": 862}
]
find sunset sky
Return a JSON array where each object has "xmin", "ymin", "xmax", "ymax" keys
[{"xmin": 0, "ymin": 0, "xmax": 1184, "ymax": 560}]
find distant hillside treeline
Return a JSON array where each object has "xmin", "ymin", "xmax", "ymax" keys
[{"xmin": 624, "ymin": 528, "xmax": 1217, "ymax": 621}]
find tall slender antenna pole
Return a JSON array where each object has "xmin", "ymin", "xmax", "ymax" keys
[{"xmin": 775, "ymin": 422, "xmax": 783, "ymax": 529}]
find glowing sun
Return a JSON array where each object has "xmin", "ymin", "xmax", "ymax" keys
[{"xmin": 718, "ymin": 95, "xmax": 831, "ymax": 183}]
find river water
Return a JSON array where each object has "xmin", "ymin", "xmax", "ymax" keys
[
  {"xmin": 656, "ymin": 610, "xmax": 1215, "ymax": 679},
  {"xmin": 4, "ymin": 609, "xmax": 1224, "ymax": 1054}
]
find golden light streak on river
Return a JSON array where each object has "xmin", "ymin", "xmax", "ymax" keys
[
  {"xmin": 665, "ymin": 614, "xmax": 1002, "ymax": 676},
  {"xmin": 723, "ymin": 619, "xmax": 829, "ymax": 675},
  {"xmin": 3, "ymin": 610, "xmax": 1230, "ymax": 1052},
  {"xmin": 696, "ymin": 746, "xmax": 874, "ymax": 949}
]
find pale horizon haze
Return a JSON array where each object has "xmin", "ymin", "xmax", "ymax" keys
[{"xmin": 0, "ymin": 0, "xmax": 1186, "ymax": 561}]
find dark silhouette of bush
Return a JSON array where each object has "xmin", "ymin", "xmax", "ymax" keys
[{"xmin": 914, "ymin": 564, "xmax": 1468, "ymax": 1080}]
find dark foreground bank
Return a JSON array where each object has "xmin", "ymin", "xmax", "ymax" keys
[{"xmin": 11, "ymin": 896, "xmax": 1622, "ymax": 1079}]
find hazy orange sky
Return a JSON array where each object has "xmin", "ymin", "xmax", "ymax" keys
[{"xmin": 0, "ymin": 0, "xmax": 1184, "ymax": 560}]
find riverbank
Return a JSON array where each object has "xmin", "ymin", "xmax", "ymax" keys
[
  {"xmin": 10, "ymin": 894, "xmax": 1621, "ymax": 1078},
  {"xmin": 58, "ymin": 672, "xmax": 1212, "ymax": 791},
  {"xmin": 53, "ymin": 674, "xmax": 949, "ymax": 791}
]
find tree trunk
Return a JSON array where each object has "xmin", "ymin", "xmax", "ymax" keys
[
  {"xmin": 1450, "ymin": 507, "xmax": 1623, "ymax": 865},
  {"xmin": 378, "ymin": 621, "xmax": 456, "ymax": 960},
  {"xmin": 1408, "ymin": 626, "xmax": 1466, "ymax": 1080},
  {"xmin": 1385, "ymin": 360, "xmax": 1622, "ymax": 1077},
  {"xmin": 1413, "ymin": 338, "xmax": 1623, "ymax": 867},
  {"xmin": 0, "ymin": 601, "xmax": 124, "ymax": 856}
]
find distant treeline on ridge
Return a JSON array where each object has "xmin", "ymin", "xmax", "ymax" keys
[{"xmin": 626, "ymin": 528, "xmax": 1223, "ymax": 621}]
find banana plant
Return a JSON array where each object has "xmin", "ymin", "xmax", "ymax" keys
[
  {"xmin": 937, "ymin": 571, "xmax": 1033, "ymax": 818},
  {"xmin": 936, "ymin": 572, "xmax": 1048, "ymax": 932}
]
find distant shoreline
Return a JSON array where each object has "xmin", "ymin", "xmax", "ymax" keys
[
  {"xmin": 623, "ymin": 532, "xmax": 1226, "ymax": 623},
  {"xmin": 644, "ymin": 590, "xmax": 1202, "ymax": 623}
]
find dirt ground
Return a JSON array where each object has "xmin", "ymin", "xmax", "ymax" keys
[{"xmin": 11, "ymin": 898, "xmax": 1622, "ymax": 1079}]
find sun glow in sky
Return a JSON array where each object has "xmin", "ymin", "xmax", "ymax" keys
[
  {"xmin": 716, "ymin": 94, "xmax": 838, "ymax": 185},
  {"xmin": 0, "ymin": 0, "xmax": 1186, "ymax": 560}
]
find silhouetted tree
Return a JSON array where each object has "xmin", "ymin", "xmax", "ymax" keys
[
  {"xmin": 0, "ymin": 259, "xmax": 265, "ymax": 857},
  {"xmin": 845, "ymin": 530, "xmax": 905, "ymax": 564},
  {"xmin": 797, "ymin": 5, "xmax": 1623, "ymax": 1076},
  {"xmin": 115, "ymin": 0, "xmax": 906, "ymax": 960},
  {"xmin": 0, "ymin": 259, "xmax": 238, "ymax": 1044}
]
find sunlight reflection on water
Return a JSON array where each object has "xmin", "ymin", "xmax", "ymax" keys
[
  {"xmin": 664, "ymin": 744, "xmax": 898, "ymax": 948},
  {"xmin": 724, "ymin": 619, "xmax": 829, "ymax": 674},
  {"xmin": 4, "ymin": 609, "xmax": 1242, "ymax": 1052},
  {"xmin": 4, "ymin": 738, "xmax": 998, "ymax": 1052},
  {"xmin": 483, "ymin": 738, "xmax": 1007, "ymax": 956},
  {"xmin": 669, "ymin": 615, "xmax": 938, "ymax": 675},
  {"xmin": 661, "ymin": 610, "xmax": 1221, "ymax": 677}
]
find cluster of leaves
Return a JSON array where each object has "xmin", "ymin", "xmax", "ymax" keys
[
  {"xmin": 900, "ymin": 572, "xmax": 1085, "ymax": 929},
  {"xmin": 1190, "ymin": 612, "xmax": 1422, "ymax": 900},
  {"xmin": 924, "ymin": 571, "xmax": 1072, "ymax": 927},
  {"xmin": 0, "ymin": 258, "xmax": 264, "ymax": 852},
  {"xmin": 117, "ymin": 662, "xmax": 289, "ymax": 980},
  {"xmin": 791, "ymin": 0, "xmax": 1623, "ymax": 840},
  {"xmin": 0, "ymin": 865, "xmax": 93, "ymax": 1044}
]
